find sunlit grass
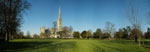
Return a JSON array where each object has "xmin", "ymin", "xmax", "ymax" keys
[{"xmin": 1, "ymin": 39, "xmax": 150, "ymax": 52}]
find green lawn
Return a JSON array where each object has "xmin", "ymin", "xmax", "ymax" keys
[{"xmin": 1, "ymin": 39, "xmax": 150, "ymax": 52}]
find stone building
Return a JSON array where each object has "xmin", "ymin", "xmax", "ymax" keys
[{"xmin": 40, "ymin": 8, "xmax": 73, "ymax": 38}]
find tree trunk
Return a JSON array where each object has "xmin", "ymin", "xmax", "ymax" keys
[
  {"xmin": 99, "ymin": 35, "xmax": 101, "ymax": 39},
  {"xmin": 5, "ymin": 33, "xmax": 9, "ymax": 41},
  {"xmin": 5, "ymin": 33, "xmax": 7, "ymax": 41},
  {"xmin": 138, "ymin": 39, "xmax": 141, "ymax": 48},
  {"xmin": 79, "ymin": 35, "xmax": 82, "ymax": 39},
  {"xmin": 135, "ymin": 37, "xmax": 137, "ymax": 42}
]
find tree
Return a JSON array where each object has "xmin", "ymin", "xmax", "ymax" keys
[
  {"xmin": 52, "ymin": 21, "xmax": 57, "ymax": 36},
  {"xmin": 81, "ymin": 31, "xmax": 87, "ymax": 38},
  {"xmin": 144, "ymin": 28, "xmax": 150, "ymax": 39},
  {"xmin": 73, "ymin": 31, "xmax": 80, "ymax": 38},
  {"xmin": 147, "ymin": 0, "xmax": 150, "ymax": 25},
  {"xmin": 33, "ymin": 34, "xmax": 40, "ymax": 39},
  {"xmin": 57, "ymin": 31, "xmax": 63, "ymax": 38},
  {"xmin": 57, "ymin": 26, "xmax": 73, "ymax": 38},
  {"xmin": 121, "ymin": 27, "xmax": 129, "ymax": 39},
  {"xmin": 104, "ymin": 21, "xmax": 115, "ymax": 39},
  {"xmin": 128, "ymin": 0, "xmax": 143, "ymax": 47},
  {"xmin": 93, "ymin": 28, "xmax": 102, "ymax": 39},
  {"xmin": 16, "ymin": 31, "xmax": 24, "ymax": 39},
  {"xmin": 40, "ymin": 32, "xmax": 45, "ymax": 38},
  {"xmin": 26, "ymin": 31, "xmax": 31, "ymax": 39},
  {"xmin": 0, "ymin": 0, "xmax": 31, "ymax": 41},
  {"xmin": 126, "ymin": 26, "xmax": 132, "ymax": 38},
  {"xmin": 69, "ymin": 26, "xmax": 73, "ymax": 35},
  {"xmin": 130, "ymin": 29, "xmax": 142, "ymax": 42},
  {"xmin": 114, "ymin": 29, "xmax": 124, "ymax": 39},
  {"xmin": 86, "ymin": 30, "xmax": 92, "ymax": 39},
  {"xmin": 62, "ymin": 26, "xmax": 70, "ymax": 38},
  {"xmin": 102, "ymin": 32, "xmax": 110, "ymax": 39}
]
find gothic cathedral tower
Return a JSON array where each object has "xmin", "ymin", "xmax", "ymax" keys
[{"xmin": 57, "ymin": 8, "xmax": 62, "ymax": 31}]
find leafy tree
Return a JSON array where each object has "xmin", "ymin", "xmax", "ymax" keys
[
  {"xmin": 114, "ymin": 29, "xmax": 124, "ymax": 39},
  {"xmin": 93, "ymin": 28, "xmax": 102, "ymax": 39},
  {"xmin": 86, "ymin": 30, "xmax": 92, "ymax": 39},
  {"xmin": 144, "ymin": 28, "xmax": 150, "ymax": 39},
  {"xmin": 102, "ymin": 32, "xmax": 110, "ymax": 39},
  {"xmin": 73, "ymin": 31, "xmax": 80, "ymax": 38},
  {"xmin": 81, "ymin": 31, "xmax": 87, "ymax": 38}
]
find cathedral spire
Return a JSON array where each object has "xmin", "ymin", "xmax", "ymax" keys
[
  {"xmin": 58, "ymin": 8, "xmax": 61, "ymax": 20},
  {"xmin": 57, "ymin": 8, "xmax": 62, "ymax": 31}
]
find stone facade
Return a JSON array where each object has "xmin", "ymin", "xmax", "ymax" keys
[{"xmin": 40, "ymin": 8, "xmax": 73, "ymax": 38}]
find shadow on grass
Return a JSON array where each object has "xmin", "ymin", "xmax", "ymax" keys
[
  {"xmin": 90, "ymin": 44, "xmax": 105, "ymax": 52},
  {"xmin": 0, "ymin": 41, "xmax": 53, "ymax": 52},
  {"xmin": 0, "ymin": 40, "xmax": 76, "ymax": 52},
  {"xmin": 100, "ymin": 40, "xmax": 137, "ymax": 44},
  {"xmin": 49, "ymin": 41, "xmax": 76, "ymax": 52}
]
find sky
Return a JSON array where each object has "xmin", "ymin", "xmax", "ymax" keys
[{"xmin": 22, "ymin": 0, "xmax": 150, "ymax": 35}]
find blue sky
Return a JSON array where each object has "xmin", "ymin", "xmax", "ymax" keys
[{"xmin": 22, "ymin": 0, "xmax": 149, "ymax": 35}]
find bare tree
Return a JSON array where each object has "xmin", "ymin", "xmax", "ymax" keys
[
  {"xmin": 52, "ymin": 21, "xmax": 57, "ymax": 36},
  {"xmin": 147, "ymin": 0, "xmax": 150, "ymax": 25},
  {"xmin": 128, "ymin": 1, "xmax": 141, "ymax": 29},
  {"xmin": 104, "ymin": 21, "xmax": 115, "ymax": 39},
  {"xmin": 26, "ymin": 31, "xmax": 31, "ymax": 38},
  {"xmin": 69, "ymin": 26, "xmax": 73, "ymax": 35},
  {"xmin": 128, "ymin": 0, "xmax": 142, "ymax": 48}
]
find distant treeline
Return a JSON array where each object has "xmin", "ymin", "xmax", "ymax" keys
[{"xmin": 73, "ymin": 26, "xmax": 150, "ymax": 40}]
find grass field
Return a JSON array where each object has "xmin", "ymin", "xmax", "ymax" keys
[{"xmin": 1, "ymin": 39, "xmax": 150, "ymax": 52}]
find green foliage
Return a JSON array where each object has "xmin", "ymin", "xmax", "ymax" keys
[
  {"xmin": 144, "ymin": 28, "xmax": 150, "ymax": 39},
  {"xmin": 73, "ymin": 31, "xmax": 80, "ymax": 38},
  {"xmin": 93, "ymin": 28, "xmax": 102, "ymax": 39},
  {"xmin": 81, "ymin": 31, "xmax": 87, "ymax": 38},
  {"xmin": 102, "ymin": 32, "xmax": 110, "ymax": 39},
  {"xmin": 122, "ymin": 28, "xmax": 129, "ymax": 39},
  {"xmin": 81, "ymin": 30, "xmax": 92, "ymax": 39},
  {"xmin": 114, "ymin": 29, "xmax": 124, "ymax": 39},
  {"xmin": 86, "ymin": 30, "xmax": 92, "ymax": 38}
]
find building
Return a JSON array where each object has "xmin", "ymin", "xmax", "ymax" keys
[
  {"xmin": 57, "ymin": 8, "xmax": 62, "ymax": 32},
  {"xmin": 40, "ymin": 8, "xmax": 73, "ymax": 38}
]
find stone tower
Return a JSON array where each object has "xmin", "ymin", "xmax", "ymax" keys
[{"xmin": 57, "ymin": 8, "xmax": 62, "ymax": 31}]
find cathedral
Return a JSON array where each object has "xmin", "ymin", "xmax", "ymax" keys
[{"xmin": 40, "ymin": 8, "xmax": 73, "ymax": 38}]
